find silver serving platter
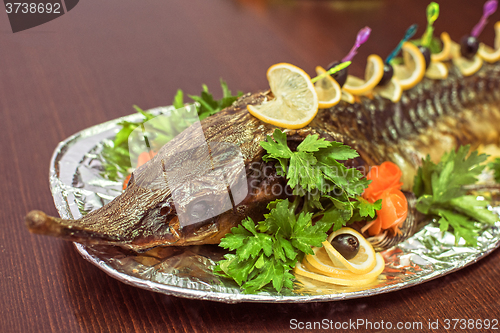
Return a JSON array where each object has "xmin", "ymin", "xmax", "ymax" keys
[{"xmin": 49, "ymin": 107, "xmax": 500, "ymax": 303}]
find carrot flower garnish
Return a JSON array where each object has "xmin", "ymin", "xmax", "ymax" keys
[
  {"xmin": 363, "ymin": 161, "xmax": 403, "ymax": 202},
  {"xmin": 362, "ymin": 161, "xmax": 408, "ymax": 236}
]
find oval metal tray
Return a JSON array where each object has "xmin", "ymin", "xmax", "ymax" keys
[{"xmin": 49, "ymin": 107, "xmax": 500, "ymax": 303}]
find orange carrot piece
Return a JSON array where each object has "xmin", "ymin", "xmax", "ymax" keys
[
  {"xmin": 363, "ymin": 161, "xmax": 403, "ymax": 203},
  {"xmin": 362, "ymin": 162, "xmax": 408, "ymax": 236}
]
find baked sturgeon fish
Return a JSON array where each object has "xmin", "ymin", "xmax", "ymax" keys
[{"xmin": 25, "ymin": 63, "xmax": 500, "ymax": 251}]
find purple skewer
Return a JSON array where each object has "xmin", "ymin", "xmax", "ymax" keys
[
  {"xmin": 471, "ymin": 0, "xmax": 498, "ymax": 38},
  {"xmin": 342, "ymin": 27, "xmax": 371, "ymax": 62}
]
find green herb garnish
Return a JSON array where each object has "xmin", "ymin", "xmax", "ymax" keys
[
  {"xmin": 261, "ymin": 129, "xmax": 369, "ymax": 202},
  {"xmin": 183, "ymin": 79, "xmax": 243, "ymax": 120},
  {"xmin": 413, "ymin": 145, "xmax": 498, "ymax": 246},
  {"xmin": 350, "ymin": 197, "xmax": 382, "ymax": 222},
  {"xmin": 215, "ymin": 199, "xmax": 325, "ymax": 294},
  {"xmin": 216, "ymin": 130, "xmax": 372, "ymax": 293},
  {"xmin": 489, "ymin": 157, "xmax": 500, "ymax": 183},
  {"xmin": 101, "ymin": 106, "xmax": 156, "ymax": 181}
]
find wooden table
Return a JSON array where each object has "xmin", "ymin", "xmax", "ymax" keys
[{"xmin": 2, "ymin": 0, "xmax": 500, "ymax": 331}]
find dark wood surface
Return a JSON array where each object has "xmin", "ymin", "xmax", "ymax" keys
[{"xmin": 2, "ymin": 0, "xmax": 500, "ymax": 332}]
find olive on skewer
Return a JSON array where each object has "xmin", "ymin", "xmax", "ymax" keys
[
  {"xmin": 417, "ymin": 2, "xmax": 440, "ymax": 69},
  {"xmin": 460, "ymin": 0, "xmax": 497, "ymax": 59},
  {"xmin": 325, "ymin": 27, "xmax": 371, "ymax": 87},
  {"xmin": 378, "ymin": 24, "xmax": 418, "ymax": 86}
]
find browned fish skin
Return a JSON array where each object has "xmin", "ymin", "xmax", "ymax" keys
[{"xmin": 25, "ymin": 62, "xmax": 500, "ymax": 251}]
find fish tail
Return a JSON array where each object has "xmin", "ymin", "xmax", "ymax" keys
[{"xmin": 25, "ymin": 210, "xmax": 69, "ymax": 238}]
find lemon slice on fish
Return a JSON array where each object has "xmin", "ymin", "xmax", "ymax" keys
[
  {"xmin": 372, "ymin": 77, "xmax": 403, "ymax": 102},
  {"xmin": 450, "ymin": 40, "xmax": 484, "ymax": 76},
  {"xmin": 454, "ymin": 55, "xmax": 483, "ymax": 76},
  {"xmin": 247, "ymin": 63, "xmax": 318, "ymax": 129},
  {"xmin": 314, "ymin": 66, "xmax": 342, "ymax": 108},
  {"xmin": 425, "ymin": 61, "xmax": 449, "ymax": 80},
  {"xmin": 323, "ymin": 227, "xmax": 377, "ymax": 275},
  {"xmin": 478, "ymin": 21, "xmax": 500, "ymax": 63},
  {"xmin": 342, "ymin": 54, "xmax": 385, "ymax": 96},
  {"xmin": 294, "ymin": 253, "xmax": 384, "ymax": 287},
  {"xmin": 393, "ymin": 42, "xmax": 426, "ymax": 90},
  {"xmin": 431, "ymin": 32, "xmax": 452, "ymax": 62},
  {"xmin": 478, "ymin": 44, "xmax": 500, "ymax": 63},
  {"xmin": 341, "ymin": 90, "xmax": 355, "ymax": 104}
]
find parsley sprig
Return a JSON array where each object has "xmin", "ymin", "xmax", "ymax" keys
[
  {"xmin": 413, "ymin": 145, "xmax": 499, "ymax": 246},
  {"xmin": 101, "ymin": 106, "xmax": 156, "ymax": 180},
  {"xmin": 261, "ymin": 129, "xmax": 370, "ymax": 215},
  {"xmin": 216, "ymin": 199, "xmax": 325, "ymax": 293},
  {"xmin": 489, "ymin": 158, "xmax": 500, "ymax": 183},
  {"xmin": 216, "ymin": 130, "xmax": 373, "ymax": 293},
  {"xmin": 174, "ymin": 79, "xmax": 243, "ymax": 120}
]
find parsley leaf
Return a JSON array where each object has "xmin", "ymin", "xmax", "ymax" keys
[
  {"xmin": 216, "ymin": 199, "xmax": 328, "ymax": 294},
  {"xmin": 435, "ymin": 209, "xmax": 479, "ymax": 247},
  {"xmin": 357, "ymin": 197, "xmax": 382, "ymax": 219},
  {"xmin": 314, "ymin": 141, "xmax": 360, "ymax": 161},
  {"xmin": 414, "ymin": 146, "xmax": 487, "ymax": 200},
  {"xmin": 296, "ymin": 134, "xmax": 331, "ymax": 152},
  {"xmin": 187, "ymin": 79, "xmax": 243, "ymax": 120},
  {"xmin": 172, "ymin": 89, "xmax": 184, "ymax": 109},
  {"xmin": 413, "ymin": 145, "xmax": 498, "ymax": 245},
  {"xmin": 489, "ymin": 158, "xmax": 500, "ymax": 183},
  {"xmin": 261, "ymin": 129, "xmax": 365, "ymax": 199},
  {"xmin": 290, "ymin": 212, "xmax": 325, "ymax": 255},
  {"xmin": 288, "ymin": 151, "xmax": 318, "ymax": 191}
]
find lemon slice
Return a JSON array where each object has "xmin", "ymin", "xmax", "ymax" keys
[
  {"xmin": 453, "ymin": 55, "xmax": 483, "ymax": 76},
  {"xmin": 341, "ymin": 90, "xmax": 355, "ymax": 104},
  {"xmin": 372, "ymin": 77, "xmax": 402, "ymax": 102},
  {"xmin": 431, "ymin": 32, "xmax": 452, "ymax": 62},
  {"xmin": 478, "ymin": 21, "xmax": 500, "ymax": 63},
  {"xmin": 304, "ymin": 246, "xmax": 385, "ymax": 282},
  {"xmin": 393, "ymin": 42, "xmax": 426, "ymax": 90},
  {"xmin": 449, "ymin": 40, "xmax": 484, "ymax": 76},
  {"xmin": 314, "ymin": 66, "xmax": 342, "ymax": 108},
  {"xmin": 323, "ymin": 227, "xmax": 377, "ymax": 274},
  {"xmin": 342, "ymin": 54, "xmax": 384, "ymax": 96},
  {"xmin": 294, "ymin": 253, "xmax": 384, "ymax": 287},
  {"xmin": 304, "ymin": 247, "xmax": 355, "ymax": 277},
  {"xmin": 449, "ymin": 39, "xmax": 461, "ymax": 58},
  {"xmin": 247, "ymin": 63, "xmax": 318, "ymax": 129},
  {"xmin": 478, "ymin": 44, "xmax": 500, "ymax": 63},
  {"xmin": 425, "ymin": 61, "xmax": 448, "ymax": 79}
]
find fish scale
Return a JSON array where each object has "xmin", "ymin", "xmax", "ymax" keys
[{"xmin": 25, "ymin": 62, "xmax": 500, "ymax": 251}]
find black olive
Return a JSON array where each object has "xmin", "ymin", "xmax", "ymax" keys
[
  {"xmin": 189, "ymin": 201, "xmax": 210, "ymax": 220},
  {"xmin": 331, "ymin": 233, "xmax": 359, "ymax": 260},
  {"xmin": 326, "ymin": 61, "xmax": 348, "ymax": 87},
  {"xmin": 460, "ymin": 35, "xmax": 479, "ymax": 60},
  {"xmin": 418, "ymin": 45, "xmax": 431, "ymax": 69},
  {"xmin": 377, "ymin": 63, "xmax": 394, "ymax": 86}
]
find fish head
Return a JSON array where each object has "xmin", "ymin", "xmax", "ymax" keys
[{"xmin": 135, "ymin": 138, "xmax": 250, "ymax": 244}]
